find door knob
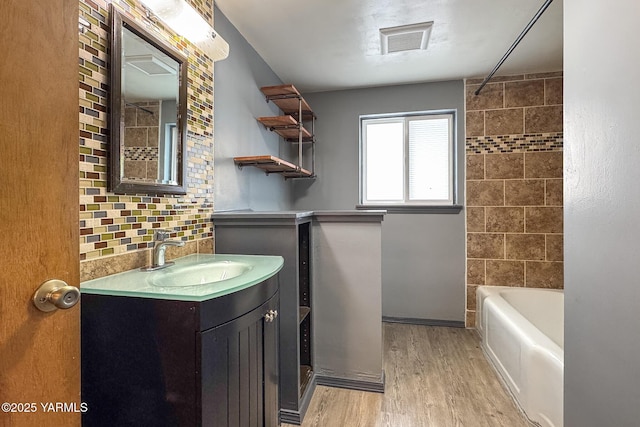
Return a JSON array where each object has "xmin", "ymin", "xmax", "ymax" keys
[{"xmin": 33, "ymin": 279, "xmax": 80, "ymax": 312}]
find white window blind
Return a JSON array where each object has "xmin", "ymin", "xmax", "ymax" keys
[{"xmin": 408, "ymin": 117, "xmax": 451, "ymax": 201}]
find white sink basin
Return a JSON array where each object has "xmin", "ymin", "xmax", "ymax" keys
[{"xmin": 150, "ymin": 260, "xmax": 253, "ymax": 287}]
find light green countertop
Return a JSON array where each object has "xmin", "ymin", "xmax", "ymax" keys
[{"xmin": 81, "ymin": 254, "xmax": 284, "ymax": 302}]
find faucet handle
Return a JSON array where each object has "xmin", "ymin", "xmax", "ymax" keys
[{"xmin": 154, "ymin": 230, "xmax": 172, "ymax": 241}]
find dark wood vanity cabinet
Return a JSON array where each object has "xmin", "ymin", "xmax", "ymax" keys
[{"xmin": 81, "ymin": 276, "xmax": 279, "ymax": 427}]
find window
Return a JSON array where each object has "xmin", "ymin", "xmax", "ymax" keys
[{"xmin": 360, "ymin": 111, "xmax": 457, "ymax": 208}]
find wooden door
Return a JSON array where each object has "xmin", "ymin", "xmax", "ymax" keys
[{"xmin": 0, "ymin": 1, "xmax": 80, "ymax": 426}]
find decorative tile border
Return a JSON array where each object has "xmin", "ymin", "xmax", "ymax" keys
[
  {"xmin": 124, "ymin": 146, "xmax": 158, "ymax": 161},
  {"xmin": 466, "ymin": 132, "xmax": 563, "ymax": 154},
  {"xmin": 79, "ymin": 0, "xmax": 215, "ymax": 262}
]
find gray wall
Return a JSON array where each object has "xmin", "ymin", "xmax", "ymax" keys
[
  {"xmin": 312, "ymin": 216, "xmax": 384, "ymax": 387},
  {"xmin": 292, "ymin": 82, "xmax": 466, "ymax": 322},
  {"xmin": 564, "ymin": 0, "xmax": 640, "ymax": 425},
  {"xmin": 213, "ymin": 7, "xmax": 293, "ymax": 211}
]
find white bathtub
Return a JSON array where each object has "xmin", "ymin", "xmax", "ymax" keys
[{"xmin": 476, "ymin": 286, "xmax": 564, "ymax": 427}]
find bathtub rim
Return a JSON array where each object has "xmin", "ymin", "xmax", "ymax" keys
[{"xmin": 476, "ymin": 286, "xmax": 563, "ymax": 350}]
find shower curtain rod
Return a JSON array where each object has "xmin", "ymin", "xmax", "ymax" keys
[
  {"xmin": 125, "ymin": 102, "xmax": 155, "ymax": 115},
  {"xmin": 474, "ymin": 0, "xmax": 555, "ymax": 96}
]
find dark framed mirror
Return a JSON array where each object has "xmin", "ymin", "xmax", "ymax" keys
[{"xmin": 109, "ymin": 5, "xmax": 188, "ymax": 195}]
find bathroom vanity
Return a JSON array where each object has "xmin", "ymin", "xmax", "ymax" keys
[{"xmin": 81, "ymin": 254, "xmax": 283, "ymax": 427}]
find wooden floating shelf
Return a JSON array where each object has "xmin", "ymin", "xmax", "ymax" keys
[
  {"xmin": 236, "ymin": 84, "xmax": 316, "ymax": 180},
  {"xmin": 257, "ymin": 115, "xmax": 313, "ymax": 142},
  {"xmin": 260, "ymin": 84, "xmax": 315, "ymax": 118},
  {"xmin": 234, "ymin": 155, "xmax": 313, "ymax": 178}
]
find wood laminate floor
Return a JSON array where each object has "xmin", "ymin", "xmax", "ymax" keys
[{"xmin": 283, "ymin": 323, "xmax": 533, "ymax": 427}]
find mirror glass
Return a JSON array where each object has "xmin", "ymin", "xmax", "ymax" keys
[{"xmin": 110, "ymin": 7, "xmax": 188, "ymax": 195}]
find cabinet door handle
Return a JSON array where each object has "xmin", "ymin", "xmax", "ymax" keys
[{"xmin": 264, "ymin": 310, "xmax": 278, "ymax": 323}]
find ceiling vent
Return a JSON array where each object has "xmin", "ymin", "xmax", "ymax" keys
[
  {"xmin": 125, "ymin": 54, "xmax": 177, "ymax": 76},
  {"xmin": 380, "ymin": 21, "xmax": 433, "ymax": 55}
]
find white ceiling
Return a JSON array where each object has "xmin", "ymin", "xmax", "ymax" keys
[
  {"xmin": 215, "ymin": 0, "xmax": 563, "ymax": 93},
  {"xmin": 123, "ymin": 27, "xmax": 179, "ymax": 101}
]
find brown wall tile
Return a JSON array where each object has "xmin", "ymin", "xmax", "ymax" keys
[
  {"xmin": 466, "ymin": 111, "xmax": 485, "ymax": 136},
  {"xmin": 165, "ymin": 240, "xmax": 198, "ymax": 261},
  {"xmin": 525, "ymin": 105, "xmax": 563, "ymax": 133},
  {"xmin": 198, "ymin": 236, "xmax": 214, "ymax": 254},
  {"xmin": 467, "ymin": 233, "xmax": 504, "ymax": 259},
  {"xmin": 80, "ymin": 249, "xmax": 151, "ymax": 282},
  {"xmin": 467, "ymin": 207, "xmax": 485, "ymax": 232},
  {"xmin": 466, "ymin": 310, "xmax": 476, "ymax": 328},
  {"xmin": 123, "ymin": 160, "xmax": 147, "ymax": 179},
  {"xmin": 526, "ymin": 261, "xmax": 564, "ymax": 288},
  {"xmin": 525, "ymin": 151, "xmax": 563, "ymax": 178},
  {"xmin": 124, "ymin": 128, "xmax": 148, "ymax": 146},
  {"xmin": 525, "ymin": 207, "xmax": 563, "ymax": 233},
  {"xmin": 467, "ymin": 259, "xmax": 486, "ymax": 285},
  {"xmin": 486, "ymin": 108, "xmax": 524, "ymax": 135},
  {"xmin": 545, "ymin": 77, "xmax": 563, "ymax": 105},
  {"xmin": 506, "ymin": 234, "xmax": 546, "ymax": 260},
  {"xmin": 526, "ymin": 71, "xmax": 563, "ymax": 79},
  {"xmin": 486, "ymin": 260, "xmax": 524, "ymax": 286},
  {"xmin": 485, "ymin": 153, "xmax": 524, "ymax": 179},
  {"xmin": 464, "ymin": 74, "xmax": 564, "ymax": 305},
  {"xmin": 545, "ymin": 179, "xmax": 563, "ymax": 206},
  {"xmin": 137, "ymin": 106, "xmax": 160, "ymax": 127},
  {"xmin": 505, "ymin": 179, "xmax": 545, "ymax": 206},
  {"xmin": 147, "ymin": 160, "xmax": 158, "ymax": 177},
  {"xmin": 124, "ymin": 107, "xmax": 136, "ymax": 126},
  {"xmin": 466, "ymin": 154, "xmax": 485, "ymax": 180},
  {"xmin": 505, "ymin": 80, "xmax": 545, "ymax": 108},
  {"xmin": 466, "ymin": 83, "xmax": 503, "ymax": 110},
  {"xmin": 486, "ymin": 207, "xmax": 524, "ymax": 232},
  {"xmin": 546, "ymin": 234, "xmax": 564, "ymax": 261},
  {"xmin": 148, "ymin": 128, "xmax": 159, "ymax": 146},
  {"xmin": 467, "ymin": 285, "xmax": 478, "ymax": 310},
  {"xmin": 466, "ymin": 180, "xmax": 504, "ymax": 206}
]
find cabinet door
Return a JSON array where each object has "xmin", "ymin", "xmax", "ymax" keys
[
  {"xmin": 263, "ymin": 296, "xmax": 279, "ymax": 427},
  {"xmin": 201, "ymin": 293, "xmax": 279, "ymax": 427}
]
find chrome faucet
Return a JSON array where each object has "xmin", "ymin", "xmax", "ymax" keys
[{"xmin": 142, "ymin": 230, "xmax": 185, "ymax": 271}]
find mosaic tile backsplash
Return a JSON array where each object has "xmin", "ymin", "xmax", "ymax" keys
[
  {"xmin": 464, "ymin": 72, "xmax": 564, "ymax": 328},
  {"xmin": 79, "ymin": 0, "xmax": 216, "ymax": 278}
]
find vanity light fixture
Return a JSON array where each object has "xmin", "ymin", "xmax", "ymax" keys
[{"xmin": 139, "ymin": 0, "xmax": 229, "ymax": 61}]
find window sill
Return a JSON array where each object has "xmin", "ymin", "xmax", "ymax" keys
[{"xmin": 355, "ymin": 204, "xmax": 463, "ymax": 214}]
